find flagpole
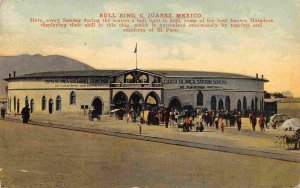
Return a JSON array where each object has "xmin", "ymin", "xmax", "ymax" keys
[{"xmin": 135, "ymin": 43, "xmax": 137, "ymax": 69}]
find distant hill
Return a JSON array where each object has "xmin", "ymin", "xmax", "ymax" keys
[{"xmin": 0, "ymin": 54, "xmax": 95, "ymax": 97}]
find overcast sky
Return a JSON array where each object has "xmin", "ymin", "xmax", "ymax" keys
[{"xmin": 1, "ymin": 0, "xmax": 299, "ymax": 96}]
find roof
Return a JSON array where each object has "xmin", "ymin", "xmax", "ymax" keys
[{"xmin": 4, "ymin": 69, "xmax": 268, "ymax": 82}]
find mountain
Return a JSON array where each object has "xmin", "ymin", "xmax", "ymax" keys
[{"xmin": 0, "ymin": 54, "xmax": 96, "ymax": 97}]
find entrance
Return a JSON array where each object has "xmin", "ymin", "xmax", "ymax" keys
[
  {"xmin": 169, "ymin": 97, "xmax": 182, "ymax": 111},
  {"xmin": 113, "ymin": 92, "xmax": 128, "ymax": 110},
  {"xmin": 49, "ymin": 99, "xmax": 53, "ymax": 114},
  {"xmin": 92, "ymin": 97, "xmax": 103, "ymax": 115},
  {"xmin": 129, "ymin": 92, "xmax": 144, "ymax": 113},
  {"xmin": 145, "ymin": 91, "xmax": 160, "ymax": 110}
]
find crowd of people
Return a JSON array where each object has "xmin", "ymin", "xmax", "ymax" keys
[{"xmin": 124, "ymin": 106, "xmax": 270, "ymax": 133}]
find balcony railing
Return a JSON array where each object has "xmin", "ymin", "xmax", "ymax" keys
[{"xmin": 110, "ymin": 82, "xmax": 163, "ymax": 88}]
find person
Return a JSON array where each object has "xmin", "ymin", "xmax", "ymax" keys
[
  {"xmin": 170, "ymin": 110, "xmax": 175, "ymax": 127},
  {"xmin": 258, "ymin": 114, "xmax": 265, "ymax": 132},
  {"xmin": 183, "ymin": 116, "xmax": 190, "ymax": 132},
  {"xmin": 196, "ymin": 121, "xmax": 204, "ymax": 132},
  {"xmin": 214, "ymin": 116, "xmax": 219, "ymax": 129},
  {"xmin": 237, "ymin": 114, "xmax": 242, "ymax": 131},
  {"xmin": 174, "ymin": 109, "xmax": 179, "ymax": 123},
  {"xmin": 219, "ymin": 117, "xmax": 225, "ymax": 133},
  {"xmin": 165, "ymin": 108, "xmax": 170, "ymax": 128},
  {"xmin": 0, "ymin": 103, "xmax": 6, "ymax": 118},
  {"xmin": 21, "ymin": 104, "xmax": 30, "ymax": 124},
  {"xmin": 251, "ymin": 114, "xmax": 257, "ymax": 131},
  {"xmin": 127, "ymin": 109, "xmax": 133, "ymax": 123}
]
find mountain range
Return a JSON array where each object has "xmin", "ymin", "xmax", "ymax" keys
[{"xmin": 0, "ymin": 54, "xmax": 95, "ymax": 97}]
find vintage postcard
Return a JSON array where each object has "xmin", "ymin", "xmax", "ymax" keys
[{"xmin": 0, "ymin": 0, "xmax": 299, "ymax": 187}]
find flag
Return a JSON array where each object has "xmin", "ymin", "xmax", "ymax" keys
[{"xmin": 134, "ymin": 43, "xmax": 137, "ymax": 53}]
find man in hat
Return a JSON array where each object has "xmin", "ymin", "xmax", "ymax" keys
[{"xmin": 21, "ymin": 104, "xmax": 30, "ymax": 124}]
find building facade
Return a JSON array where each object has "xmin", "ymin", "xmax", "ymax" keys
[{"xmin": 4, "ymin": 69, "xmax": 267, "ymax": 115}]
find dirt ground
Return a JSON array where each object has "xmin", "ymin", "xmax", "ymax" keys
[{"xmin": 0, "ymin": 120, "xmax": 299, "ymax": 188}]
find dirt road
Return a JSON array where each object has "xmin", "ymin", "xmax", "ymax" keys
[{"xmin": 0, "ymin": 120, "xmax": 299, "ymax": 188}]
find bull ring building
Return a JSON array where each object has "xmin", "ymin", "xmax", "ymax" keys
[{"xmin": 4, "ymin": 69, "xmax": 267, "ymax": 115}]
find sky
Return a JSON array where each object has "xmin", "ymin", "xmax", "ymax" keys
[{"xmin": 0, "ymin": 0, "xmax": 300, "ymax": 96}]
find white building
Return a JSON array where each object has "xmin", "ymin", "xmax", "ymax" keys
[{"xmin": 4, "ymin": 69, "xmax": 267, "ymax": 115}]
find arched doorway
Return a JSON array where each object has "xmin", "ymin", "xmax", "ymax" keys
[
  {"xmin": 255, "ymin": 97, "xmax": 258, "ymax": 112},
  {"xmin": 211, "ymin": 96, "xmax": 216, "ymax": 111},
  {"xmin": 129, "ymin": 92, "xmax": 144, "ymax": 113},
  {"xmin": 218, "ymin": 99, "xmax": 224, "ymax": 110},
  {"xmin": 197, "ymin": 91, "xmax": 203, "ymax": 106},
  {"xmin": 145, "ymin": 91, "xmax": 160, "ymax": 109},
  {"xmin": 113, "ymin": 91, "xmax": 128, "ymax": 110},
  {"xmin": 251, "ymin": 99, "xmax": 254, "ymax": 112},
  {"xmin": 237, "ymin": 99, "xmax": 242, "ymax": 112},
  {"xmin": 168, "ymin": 96, "xmax": 182, "ymax": 111},
  {"xmin": 225, "ymin": 96, "xmax": 230, "ymax": 110},
  {"xmin": 49, "ymin": 99, "xmax": 53, "ymax": 114},
  {"xmin": 30, "ymin": 99, "xmax": 34, "ymax": 113},
  {"xmin": 243, "ymin": 96, "xmax": 247, "ymax": 111},
  {"xmin": 92, "ymin": 97, "xmax": 103, "ymax": 115}
]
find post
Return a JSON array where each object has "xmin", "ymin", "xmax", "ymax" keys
[{"xmin": 139, "ymin": 123, "xmax": 142, "ymax": 134}]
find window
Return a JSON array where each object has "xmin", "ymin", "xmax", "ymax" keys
[
  {"xmin": 197, "ymin": 91, "xmax": 203, "ymax": 106},
  {"xmin": 125, "ymin": 74, "xmax": 134, "ymax": 83},
  {"xmin": 30, "ymin": 99, "xmax": 34, "ymax": 113},
  {"xmin": 237, "ymin": 99, "xmax": 242, "ymax": 112},
  {"xmin": 13, "ymin": 96, "xmax": 16, "ymax": 111},
  {"xmin": 70, "ymin": 91, "xmax": 76, "ymax": 105},
  {"xmin": 56, "ymin": 96, "xmax": 61, "ymax": 111},
  {"xmin": 17, "ymin": 99, "xmax": 20, "ymax": 113},
  {"xmin": 42, "ymin": 96, "xmax": 46, "ymax": 111},
  {"xmin": 138, "ymin": 74, "xmax": 148, "ymax": 83}
]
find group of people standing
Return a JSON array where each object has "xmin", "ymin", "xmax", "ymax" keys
[
  {"xmin": 125, "ymin": 106, "xmax": 270, "ymax": 135},
  {"xmin": 249, "ymin": 112, "xmax": 266, "ymax": 132}
]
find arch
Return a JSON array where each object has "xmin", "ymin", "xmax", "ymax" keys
[
  {"xmin": 25, "ymin": 96, "xmax": 29, "ymax": 106},
  {"xmin": 91, "ymin": 96, "xmax": 103, "ymax": 115},
  {"xmin": 211, "ymin": 96, "xmax": 216, "ymax": 111},
  {"xmin": 113, "ymin": 91, "xmax": 128, "ymax": 109},
  {"xmin": 17, "ymin": 99, "xmax": 20, "ymax": 113},
  {"xmin": 30, "ymin": 99, "xmax": 34, "ymax": 113},
  {"xmin": 145, "ymin": 91, "xmax": 160, "ymax": 106},
  {"xmin": 168, "ymin": 96, "xmax": 182, "ymax": 111},
  {"xmin": 49, "ymin": 98, "xmax": 54, "ymax": 114},
  {"xmin": 218, "ymin": 99, "xmax": 224, "ymax": 110},
  {"xmin": 259, "ymin": 99, "xmax": 261, "ymax": 113},
  {"xmin": 197, "ymin": 91, "xmax": 203, "ymax": 106},
  {"xmin": 243, "ymin": 96, "xmax": 247, "ymax": 111},
  {"xmin": 124, "ymin": 74, "xmax": 134, "ymax": 83},
  {"xmin": 138, "ymin": 74, "xmax": 149, "ymax": 83},
  {"xmin": 225, "ymin": 96, "xmax": 230, "ymax": 110},
  {"xmin": 70, "ymin": 91, "xmax": 76, "ymax": 105},
  {"xmin": 237, "ymin": 99, "xmax": 242, "ymax": 112},
  {"xmin": 56, "ymin": 96, "xmax": 61, "ymax": 111},
  {"xmin": 251, "ymin": 99, "xmax": 254, "ymax": 112},
  {"xmin": 42, "ymin": 96, "xmax": 46, "ymax": 111},
  {"xmin": 255, "ymin": 97, "xmax": 258, "ymax": 112},
  {"xmin": 129, "ymin": 91, "xmax": 144, "ymax": 113}
]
